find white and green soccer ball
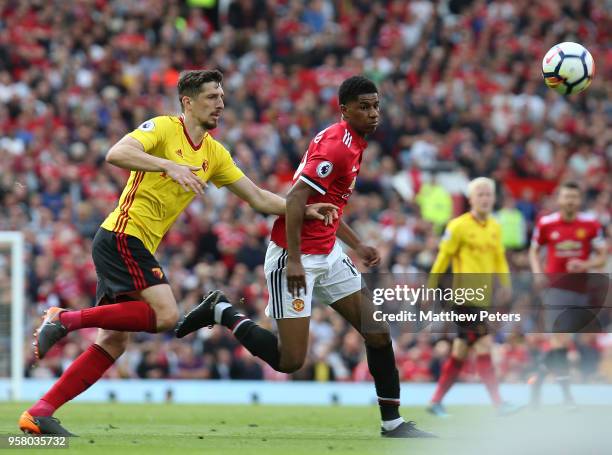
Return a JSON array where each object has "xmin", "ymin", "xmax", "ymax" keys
[{"xmin": 542, "ymin": 42, "xmax": 594, "ymax": 95}]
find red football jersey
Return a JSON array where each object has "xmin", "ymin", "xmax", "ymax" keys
[
  {"xmin": 531, "ymin": 212, "xmax": 604, "ymax": 273},
  {"xmin": 270, "ymin": 120, "xmax": 367, "ymax": 254}
]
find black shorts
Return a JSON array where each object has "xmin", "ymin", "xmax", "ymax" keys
[
  {"xmin": 92, "ymin": 228, "xmax": 168, "ymax": 305},
  {"xmin": 454, "ymin": 305, "xmax": 488, "ymax": 345}
]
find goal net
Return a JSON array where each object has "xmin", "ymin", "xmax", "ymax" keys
[{"xmin": 0, "ymin": 232, "xmax": 25, "ymax": 401}]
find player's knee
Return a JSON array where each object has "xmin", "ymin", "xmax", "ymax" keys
[
  {"xmin": 96, "ymin": 331, "xmax": 128, "ymax": 357},
  {"xmin": 452, "ymin": 338, "xmax": 469, "ymax": 359},
  {"xmin": 154, "ymin": 307, "xmax": 179, "ymax": 332},
  {"xmin": 278, "ymin": 360, "xmax": 304, "ymax": 374},
  {"xmin": 364, "ymin": 332, "xmax": 392, "ymax": 349},
  {"xmin": 473, "ymin": 334, "xmax": 492, "ymax": 353},
  {"xmin": 278, "ymin": 354, "xmax": 305, "ymax": 373}
]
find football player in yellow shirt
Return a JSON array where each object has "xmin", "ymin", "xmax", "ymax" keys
[
  {"xmin": 426, "ymin": 177, "xmax": 518, "ymax": 417},
  {"xmin": 20, "ymin": 70, "xmax": 337, "ymax": 435}
]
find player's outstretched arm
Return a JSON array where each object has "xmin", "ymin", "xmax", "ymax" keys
[
  {"xmin": 285, "ymin": 180, "xmax": 315, "ymax": 297},
  {"xmin": 225, "ymin": 176, "xmax": 338, "ymax": 221},
  {"xmin": 337, "ymin": 220, "xmax": 380, "ymax": 267},
  {"xmin": 226, "ymin": 175, "xmax": 286, "ymax": 215},
  {"xmin": 106, "ymin": 136, "xmax": 205, "ymax": 194}
]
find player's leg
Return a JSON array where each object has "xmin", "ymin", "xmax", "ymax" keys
[
  {"xmin": 472, "ymin": 327, "xmax": 521, "ymax": 415},
  {"xmin": 177, "ymin": 289, "xmax": 311, "ymax": 372},
  {"xmin": 34, "ymin": 229, "xmax": 175, "ymax": 359},
  {"xmin": 328, "ymin": 289, "xmax": 434, "ymax": 437},
  {"xmin": 547, "ymin": 334, "xmax": 574, "ymax": 404},
  {"xmin": 428, "ymin": 336, "xmax": 468, "ymax": 416},
  {"xmin": 175, "ymin": 242, "xmax": 314, "ymax": 373},
  {"xmin": 531, "ymin": 335, "xmax": 574, "ymax": 408},
  {"xmin": 547, "ymin": 289, "xmax": 589, "ymax": 408},
  {"xmin": 531, "ymin": 288, "xmax": 581, "ymax": 409},
  {"xmin": 19, "ymin": 329, "xmax": 128, "ymax": 435},
  {"xmin": 473, "ymin": 334, "xmax": 502, "ymax": 407},
  {"xmin": 329, "ymin": 290, "xmax": 399, "ymax": 420},
  {"xmin": 318, "ymin": 248, "xmax": 434, "ymax": 437}
]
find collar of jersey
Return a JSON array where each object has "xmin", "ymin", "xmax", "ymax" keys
[
  {"xmin": 470, "ymin": 212, "xmax": 489, "ymax": 227},
  {"xmin": 179, "ymin": 114, "xmax": 207, "ymax": 150},
  {"xmin": 341, "ymin": 120, "xmax": 368, "ymax": 148}
]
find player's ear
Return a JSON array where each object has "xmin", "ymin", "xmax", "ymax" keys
[
  {"xmin": 340, "ymin": 104, "xmax": 348, "ymax": 120},
  {"xmin": 181, "ymin": 95, "xmax": 191, "ymax": 110}
]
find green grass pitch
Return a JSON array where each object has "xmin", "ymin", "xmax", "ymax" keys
[{"xmin": 0, "ymin": 402, "xmax": 610, "ymax": 454}]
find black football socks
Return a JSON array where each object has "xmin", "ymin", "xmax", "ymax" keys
[
  {"xmin": 216, "ymin": 303, "xmax": 281, "ymax": 371},
  {"xmin": 366, "ymin": 343, "xmax": 403, "ymax": 429}
]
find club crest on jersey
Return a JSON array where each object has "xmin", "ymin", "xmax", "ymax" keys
[
  {"xmin": 575, "ymin": 228, "xmax": 586, "ymax": 239},
  {"xmin": 202, "ymin": 159, "xmax": 209, "ymax": 172},
  {"xmin": 138, "ymin": 120, "xmax": 155, "ymax": 132},
  {"xmin": 151, "ymin": 267, "xmax": 164, "ymax": 280},
  {"xmin": 175, "ymin": 149, "xmax": 183, "ymax": 158},
  {"xmin": 316, "ymin": 161, "xmax": 333, "ymax": 178},
  {"xmin": 292, "ymin": 299, "xmax": 305, "ymax": 312}
]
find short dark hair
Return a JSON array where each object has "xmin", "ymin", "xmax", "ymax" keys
[
  {"xmin": 560, "ymin": 181, "xmax": 581, "ymax": 192},
  {"xmin": 177, "ymin": 69, "xmax": 223, "ymax": 109},
  {"xmin": 338, "ymin": 76, "xmax": 378, "ymax": 105}
]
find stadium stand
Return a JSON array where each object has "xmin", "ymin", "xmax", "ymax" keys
[{"xmin": 0, "ymin": 0, "xmax": 610, "ymax": 384}]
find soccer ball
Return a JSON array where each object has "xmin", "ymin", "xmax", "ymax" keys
[{"xmin": 542, "ymin": 42, "xmax": 594, "ymax": 95}]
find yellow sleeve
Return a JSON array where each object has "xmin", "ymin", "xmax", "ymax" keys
[
  {"xmin": 437, "ymin": 220, "xmax": 462, "ymax": 259},
  {"xmin": 127, "ymin": 117, "xmax": 167, "ymax": 153},
  {"xmin": 209, "ymin": 142, "xmax": 245, "ymax": 188},
  {"xmin": 494, "ymin": 223, "xmax": 511, "ymax": 286},
  {"xmin": 428, "ymin": 220, "xmax": 461, "ymax": 287}
]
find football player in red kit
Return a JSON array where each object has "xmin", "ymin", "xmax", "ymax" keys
[
  {"xmin": 528, "ymin": 181, "xmax": 607, "ymax": 408},
  {"xmin": 177, "ymin": 76, "xmax": 435, "ymax": 438}
]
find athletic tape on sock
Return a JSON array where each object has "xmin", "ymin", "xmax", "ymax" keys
[{"xmin": 214, "ymin": 302, "xmax": 232, "ymax": 324}]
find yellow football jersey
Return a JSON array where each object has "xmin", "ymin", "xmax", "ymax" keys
[
  {"xmin": 429, "ymin": 212, "xmax": 510, "ymax": 305},
  {"xmin": 101, "ymin": 115, "xmax": 244, "ymax": 253}
]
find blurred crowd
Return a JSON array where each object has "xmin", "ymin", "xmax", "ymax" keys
[{"xmin": 0, "ymin": 0, "xmax": 610, "ymax": 383}]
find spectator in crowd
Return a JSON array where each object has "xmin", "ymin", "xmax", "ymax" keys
[{"xmin": 495, "ymin": 195, "xmax": 527, "ymax": 250}]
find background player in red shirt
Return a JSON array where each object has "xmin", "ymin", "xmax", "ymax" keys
[
  {"xmin": 528, "ymin": 181, "xmax": 608, "ymax": 408},
  {"xmin": 177, "ymin": 76, "xmax": 435, "ymax": 438}
]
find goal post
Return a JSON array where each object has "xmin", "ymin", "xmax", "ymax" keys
[{"xmin": 0, "ymin": 231, "xmax": 25, "ymax": 401}]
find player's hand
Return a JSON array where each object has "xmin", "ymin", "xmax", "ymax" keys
[
  {"xmin": 567, "ymin": 258, "xmax": 588, "ymax": 273},
  {"xmin": 164, "ymin": 162, "xmax": 207, "ymax": 195},
  {"xmin": 305, "ymin": 203, "xmax": 339, "ymax": 226},
  {"xmin": 533, "ymin": 274, "xmax": 548, "ymax": 291},
  {"xmin": 286, "ymin": 257, "xmax": 306, "ymax": 298},
  {"xmin": 355, "ymin": 244, "xmax": 381, "ymax": 267}
]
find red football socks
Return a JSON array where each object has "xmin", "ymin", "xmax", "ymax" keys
[
  {"xmin": 28, "ymin": 344, "xmax": 115, "ymax": 417},
  {"xmin": 431, "ymin": 356, "xmax": 464, "ymax": 403},
  {"xmin": 476, "ymin": 353, "xmax": 502, "ymax": 406},
  {"xmin": 59, "ymin": 301, "xmax": 157, "ymax": 333}
]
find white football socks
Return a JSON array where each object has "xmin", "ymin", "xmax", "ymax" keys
[{"xmin": 381, "ymin": 417, "xmax": 405, "ymax": 431}]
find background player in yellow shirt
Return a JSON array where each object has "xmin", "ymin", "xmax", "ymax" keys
[
  {"xmin": 425, "ymin": 177, "xmax": 517, "ymax": 417},
  {"xmin": 19, "ymin": 70, "xmax": 337, "ymax": 435}
]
